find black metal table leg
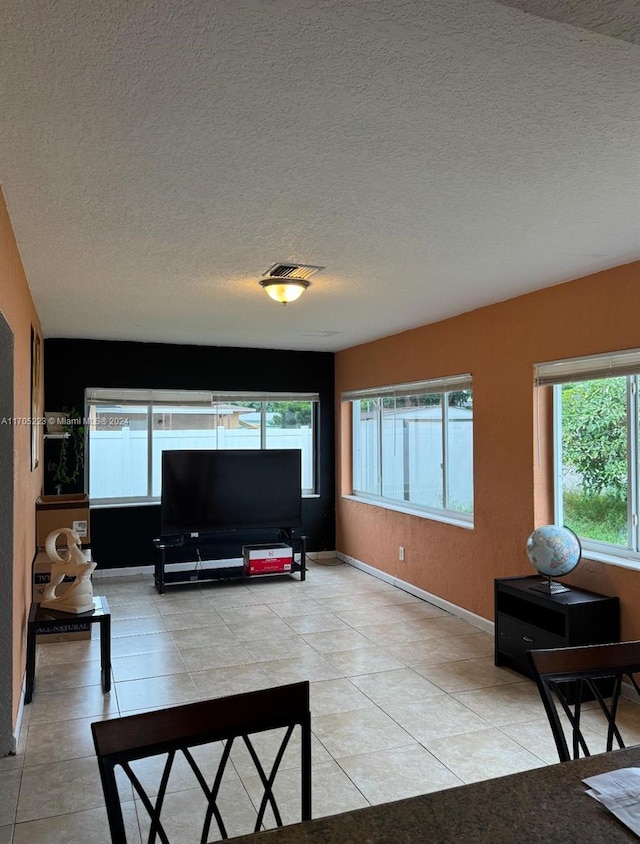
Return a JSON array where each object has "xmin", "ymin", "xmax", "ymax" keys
[
  {"xmin": 300, "ymin": 535, "xmax": 307, "ymax": 581},
  {"xmin": 100, "ymin": 602, "xmax": 111, "ymax": 692}
]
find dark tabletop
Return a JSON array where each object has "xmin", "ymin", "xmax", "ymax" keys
[
  {"xmin": 31, "ymin": 594, "xmax": 110, "ymax": 621},
  {"xmin": 230, "ymin": 746, "xmax": 640, "ymax": 843}
]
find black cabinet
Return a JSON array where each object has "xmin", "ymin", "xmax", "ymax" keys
[{"xmin": 495, "ymin": 576, "xmax": 620, "ymax": 679}]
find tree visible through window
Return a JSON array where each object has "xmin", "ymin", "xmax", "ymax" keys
[{"xmin": 557, "ymin": 377, "xmax": 631, "ymax": 549}]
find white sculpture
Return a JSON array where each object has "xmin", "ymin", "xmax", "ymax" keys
[{"xmin": 41, "ymin": 527, "xmax": 97, "ymax": 614}]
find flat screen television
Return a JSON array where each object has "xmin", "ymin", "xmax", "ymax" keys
[{"xmin": 160, "ymin": 449, "xmax": 302, "ymax": 535}]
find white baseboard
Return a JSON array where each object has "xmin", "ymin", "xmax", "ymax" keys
[
  {"xmin": 14, "ymin": 673, "xmax": 27, "ymax": 754},
  {"xmin": 305, "ymin": 550, "xmax": 339, "ymax": 561},
  {"xmin": 93, "ymin": 560, "xmax": 242, "ymax": 578},
  {"xmin": 337, "ymin": 552, "xmax": 494, "ymax": 634},
  {"xmin": 93, "ymin": 565, "xmax": 155, "ymax": 578}
]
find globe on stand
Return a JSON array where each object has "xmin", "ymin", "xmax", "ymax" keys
[{"xmin": 526, "ymin": 525, "xmax": 582, "ymax": 594}]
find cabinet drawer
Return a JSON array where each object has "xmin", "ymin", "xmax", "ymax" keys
[{"xmin": 496, "ymin": 614, "xmax": 566, "ymax": 665}]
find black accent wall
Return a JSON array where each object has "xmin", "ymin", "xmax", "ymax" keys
[{"xmin": 43, "ymin": 339, "xmax": 335, "ymax": 569}]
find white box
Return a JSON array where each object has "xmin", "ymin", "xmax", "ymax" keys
[{"xmin": 242, "ymin": 543, "xmax": 293, "ymax": 576}]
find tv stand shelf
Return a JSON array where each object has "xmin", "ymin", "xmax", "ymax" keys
[{"xmin": 153, "ymin": 530, "xmax": 306, "ymax": 595}]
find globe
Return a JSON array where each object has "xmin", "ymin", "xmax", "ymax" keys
[{"xmin": 526, "ymin": 525, "xmax": 582, "ymax": 587}]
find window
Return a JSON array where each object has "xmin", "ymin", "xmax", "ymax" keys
[
  {"xmin": 86, "ymin": 389, "xmax": 319, "ymax": 503},
  {"xmin": 537, "ymin": 349, "xmax": 640, "ymax": 564},
  {"xmin": 345, "ymin": 375, "xmax": 473, "ymax": 522}
]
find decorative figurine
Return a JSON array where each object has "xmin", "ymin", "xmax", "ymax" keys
[{"xmin": 41, "ymin": 527, "xmax": 96, "ymax": 614}]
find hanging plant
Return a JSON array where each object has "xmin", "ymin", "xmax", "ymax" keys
[{"xmin": 52, "ymin": 407, "xmax": 85, "ymax": 486}]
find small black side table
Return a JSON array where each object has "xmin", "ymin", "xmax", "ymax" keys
[
  {"xmin": 25, "ymin": 596, "xmax": 111, "ymax": 704},
  {"xmin": 494, "ymin": 576, "xmax": 620, "ymax": 679}
]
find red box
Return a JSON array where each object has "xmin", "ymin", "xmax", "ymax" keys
[{"xmin": 242, "ymin": 543, "xmax": 293, "ymax": 576}]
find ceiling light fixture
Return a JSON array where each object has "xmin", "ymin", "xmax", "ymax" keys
[
  {"xmin": 260, "ymin": 277, "xmax": 310, "ymax": 304},
  {"xmin": 259, "ymin": 262, "xmax": 325, "ymax": 305}
]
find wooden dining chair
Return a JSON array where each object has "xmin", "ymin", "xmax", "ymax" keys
[
  {"xmin": 527, "ymin": 641, "xmax": 640, "ymax": 763},
  {"xmin": 92, "ymin": 681, "xmax": 311, "ymax": 843}
]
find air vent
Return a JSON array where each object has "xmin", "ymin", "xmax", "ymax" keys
[{"xmin": 263, "ymin": 263, "xmax": 325, "ymax": 281}]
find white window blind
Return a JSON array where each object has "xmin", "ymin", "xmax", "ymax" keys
[
  {"xmin": 211, "ymin": 391, "xmax": 319, "ymax": 403},
  {"xmin": 535, "ymin": 349, "xmax": 640, "ymax": 387},
  {"xmin": 87, "ymin": 388, "xmax": 319, "ymax": 405},
  {"xmin": 342, "ymin": 374, "xmax": 472, "ymax": 402},
  {"xmin": 86, "ymin": 388, "xmax": 212, "ymax": 406}
]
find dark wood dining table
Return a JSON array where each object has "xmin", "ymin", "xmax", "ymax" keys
[{"xmin": 231, "ymin": 745, "xmax": 640, "ymax": 843}]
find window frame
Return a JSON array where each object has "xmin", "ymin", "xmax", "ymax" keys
[
  {"xmin": 537, "ymin": 348, "xmax": 640, "ymax": 569},
  {"xmin": 85, "ymin": 388, "xmax": 320, "ymax": 505},
  {"xmin": 345, "ymin": 375, "xmax": 474, "ymax": 527}
]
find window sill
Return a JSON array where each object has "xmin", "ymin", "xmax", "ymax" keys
[
  {"xmin": 341, "ymin": 494, "xmax": 474, "ymax": 529},
  {"xmin": 90, "ymin": 499, "xmax": 159, "ymax": 509},
  {"xmin": 91, "ymin": 494, "xmax": 321, "ymax": 509},
  {"xmin": 582, "ymin": 549, "xmax": 640, "ymax": 572}
]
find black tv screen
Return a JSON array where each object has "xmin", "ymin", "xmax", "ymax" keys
[{"xmin": 160, "ymin": 449, "xmax": 302, "ymax": 535}]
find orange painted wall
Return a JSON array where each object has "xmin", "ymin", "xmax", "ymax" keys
[
  {"xmin": 0, "ymin": 189, "xmax": 43, "ymax": 726},
  {"xmin": 335, "ymin": 261, "xmax": 640, "ymax": 639}
]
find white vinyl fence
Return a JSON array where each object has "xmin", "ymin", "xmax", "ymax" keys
[
  {"xmin": 356, "ymin": 409, "xmax": 473, "ymax": 513},
  {"xmin": 89, "ymin": 427, "xmax": 314, "ymax": 499}
]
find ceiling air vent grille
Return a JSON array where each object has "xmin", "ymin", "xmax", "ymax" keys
[{"xmin": 264, "ymin": 263, "xmax": 324, "ymax": 281}]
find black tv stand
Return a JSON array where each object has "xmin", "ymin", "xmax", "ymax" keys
[{"xmin": 152, "ymin": 529, "xmax": 306, "ymax": 594}]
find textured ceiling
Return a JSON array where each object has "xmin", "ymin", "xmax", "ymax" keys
[{"xmin": 1, "ymin": 0, "xmax": 639, "ymax": 353}]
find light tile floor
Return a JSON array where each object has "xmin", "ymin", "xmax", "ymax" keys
[{"xmin": 3, "ymin": 559, "xmax": 640, "ymax": 842}]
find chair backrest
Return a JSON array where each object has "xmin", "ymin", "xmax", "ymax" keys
[
  {"xmin": 92, "ymin": 681, "xmax": 311, "ymax": 843},
  {"xmin": 528, "ymin": 641, "xmax": 640, "ymax": 763}
]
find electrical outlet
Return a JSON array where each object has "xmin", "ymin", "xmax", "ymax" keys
[{"xmin": 399, "ymin": 546, "xmax": 405, "ymax": 562}]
